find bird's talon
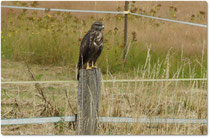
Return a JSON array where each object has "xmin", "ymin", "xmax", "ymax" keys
[
  {"xmin": 86, "ymin": 67, "xmax": 92, "ymax": 70},
  {"xmin": 92, "ymin": 65, "xmax": 97, "ymax": 68}
]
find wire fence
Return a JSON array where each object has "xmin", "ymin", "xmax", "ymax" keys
[
  {"xmin": 1, "ymin": 78, "xmax": 208, "ymax": 85},
  {"xmin": 130, "ymin": 12, "xmax": 207, "ymax": 28},
  {"xmin": 1, "ymin": 5, "xmax": 207, "ymax": 28},
  {"xmin": 2, "ymin": 116, "xmax": 207, "ymax": 126},
  {"xmin": 1, "ymin": 4, "xmax": 207, "ymax": 128},
  {"xmin": 1, "ymin": 77, "xmax": 208, "ymax": 126}
]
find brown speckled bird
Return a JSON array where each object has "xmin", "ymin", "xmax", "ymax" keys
[{"xmin": 77, "ymin": 21, "xmax": 104, "ymax": 80}]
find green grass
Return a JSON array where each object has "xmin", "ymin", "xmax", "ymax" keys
[{"xmin": 1, "ymin": 8, "xmax": 207, "ymax": 79}]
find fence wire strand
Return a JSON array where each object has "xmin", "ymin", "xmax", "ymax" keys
[
  {"xmin": 1, "ymin": 116, "xmax": 207, "ymax": 126},
  {"xmin": 1, "ymin": 5, "xmax": 125, "ymax": 14},
  {"xmin": 130, "ymin": 12, "xmax": 207, "ymax": 28},
  {"xmin": 1, "ymin": 5, "xmax": 207, "ymax": 28},
  {"xmin": 1, "ymin": 78, "xmax": 207, "ymax": 85}
]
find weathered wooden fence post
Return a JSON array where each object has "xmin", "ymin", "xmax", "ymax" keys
[
  {"xmin": 77, "ymin": 68, "xmax": 101, "ymax": 135},
  {"xmin": 123, "ymin": 1, "xmax": 129, "ymax": 64}
]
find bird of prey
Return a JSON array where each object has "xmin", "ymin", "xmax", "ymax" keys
[{"xmin": 77, "ymin": 21, "xmax": 104, "ymax": 80}]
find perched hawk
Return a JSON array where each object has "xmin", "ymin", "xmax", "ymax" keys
[{"xmin": 77, "ymin": 21, "xmax": 104, "ymax": 80}]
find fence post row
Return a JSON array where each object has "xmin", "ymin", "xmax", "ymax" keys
[{"xmin": 77, "ymin": 69, "xmax": 101, "ymax": 135}]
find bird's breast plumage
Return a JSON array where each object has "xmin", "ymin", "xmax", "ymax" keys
[{"xmin": 92, "ymin": 31, "xmax": 103, "ymax": 49}]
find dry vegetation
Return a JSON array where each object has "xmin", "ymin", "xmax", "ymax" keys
[
  {"xmin": 1, "ymin": 1, "xmax": 207, "ymax": 135},
  {"xmin": 1, "ymin": 59, "xmax": 207, "ymax": 135}
]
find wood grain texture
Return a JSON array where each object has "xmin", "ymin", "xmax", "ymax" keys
[{"xmin": 77, "ymin": 68, "xmax": 101, "ymax": 135}]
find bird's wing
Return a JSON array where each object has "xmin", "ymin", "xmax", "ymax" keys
[
  {"xmin": 78, "ymin": 31, "xmax": 94, "ymax": 68},
  {"xmin": 80, "ymin": 31, "xmax": 95, "ymax": 58}
]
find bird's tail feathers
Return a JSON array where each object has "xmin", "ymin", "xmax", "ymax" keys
[
  {"xmin": 77, "ymin": 62, "xmax": 81, "ymax": 81},
  {"xmin": 77, "ymin": 72, "xmax": 80, "ymax": 81}
]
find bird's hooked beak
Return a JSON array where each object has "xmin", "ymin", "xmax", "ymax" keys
[{"xmin": 101, "ymin": 25, "xmax": 104, "ymax": 30}]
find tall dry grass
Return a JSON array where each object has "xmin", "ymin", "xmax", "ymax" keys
[
  {"xmin": 1, "ymin": 74, "xmax": 207, "ymax": 134},
  {"xmin": 1, "ymin": 49, "xmax": 207, "ymax": 135},
  {"xmin": 1, "ymin": 80, "xmax": 207, "ymax": 135}
]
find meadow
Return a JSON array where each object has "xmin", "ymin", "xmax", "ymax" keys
[{"xmin": 1, "ymin": 1, "xmax": 207, "ymax": 135}]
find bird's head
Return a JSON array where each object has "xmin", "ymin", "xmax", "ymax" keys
[{"xmin": 91, "ymin": 21, "xmax": 104, "ymax": 31}]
